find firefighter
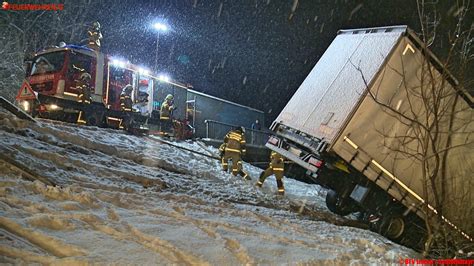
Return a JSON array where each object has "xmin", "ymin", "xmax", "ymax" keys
[
  {"xmin": 77, "ymin": 72, "xmax": 92, "ymax": 104},
  {"xmin": 221, "ymin": 127, "xmax": 250, "ymax": 180},
  {"xmin": 120, "ymin": 85, "xmax": 133, "ymax": 112},
  {"xmin": 160, "ymin": 94, "xmax": 175, "ymax": 134},
  {"xmin": 87, "ymin": 21, "xmax": 103, "ymax": 52},
  {"xmin": 256, "ymin": 151, "xmax": 285, "ymax": 195},
  {"xmin": 75, "ymin": 71, "xmax": 93, "ymax": 125}
]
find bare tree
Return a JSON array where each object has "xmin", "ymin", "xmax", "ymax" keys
[{"xmin": 0, "ymin": 0, "xmax": 100, "ymax": 102}]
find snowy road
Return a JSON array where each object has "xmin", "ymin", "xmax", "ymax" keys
[{"xmin": 0, "ymin": 111, "xmax": 417, "ymax": 264}]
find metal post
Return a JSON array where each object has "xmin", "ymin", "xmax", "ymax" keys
[{"xmin": 154, "ymin": 33, "xmax": 160, "ymax": 72}]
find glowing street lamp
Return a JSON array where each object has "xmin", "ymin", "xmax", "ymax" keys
[
  {"xmin": 152, "ymin": 22, "xmax": 169, "ymax": 73},
  {"xmin": 153, "ymin": 22, "xmax": 168, "ymax": 31}
]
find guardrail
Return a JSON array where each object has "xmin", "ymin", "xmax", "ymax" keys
[{"xmin": 204, "ymin": 120, "xmax": 271, "ymax": 146}]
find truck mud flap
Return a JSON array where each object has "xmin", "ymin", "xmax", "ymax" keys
[{"xmin": 0, "ymin": 96, "xmax": 35, "ymax": 122}]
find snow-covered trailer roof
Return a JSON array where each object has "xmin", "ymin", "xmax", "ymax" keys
[{"xmin": 275, "ymin": 26, "xmax": 408, "ymax": 143}]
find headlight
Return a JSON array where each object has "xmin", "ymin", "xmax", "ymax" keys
[{"xmin": 21, "ymin": 101, "xmax": 30, "ymax": 112}]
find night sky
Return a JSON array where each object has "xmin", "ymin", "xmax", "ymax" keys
[{"xmin": 10, "ymin": 0, "xmax": 472, "ymax": 125}]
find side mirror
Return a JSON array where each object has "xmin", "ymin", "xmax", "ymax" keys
[{"xmin": 23, "ymin": 61, "xmax": 32, "ymax": 77}]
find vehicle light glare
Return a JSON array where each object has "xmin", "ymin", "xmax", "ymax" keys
[
  {"xmin": 21, "ymin": 101, "xmax": 30, "ymax": 112},
  {"xmin": 111, "ymin": 59, "xmax": 126, "ymax": 68},
  {"xmin": 159, "ymin": 74, "xmax": 170, "ymax": 82},
  {"xmin": 138, "ymin": 68, "xmax": 150, "ymax": 75}
]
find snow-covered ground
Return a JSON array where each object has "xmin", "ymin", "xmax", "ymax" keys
[{"xmin": 0, "ymin": 110, "xmax": 418, "ymax": 264}]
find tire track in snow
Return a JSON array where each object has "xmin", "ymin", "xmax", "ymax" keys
[
  {"xmin": 73, "ymin": 208, "xmax": 209, "ymax": 265},
  {"xmin": 1, "ymin": 134, "xmax": 168, "ymax": 191},
  {"xmin": 0, "ymin": 245, "xmax": 86, "ymax": 265},
  {"xmin": 0, "ymin": 217, "xmax": 87, "ymax": 258},
  {"xmin": 168, "ymin": 205, "xmax": 255, "ymax": 265}
]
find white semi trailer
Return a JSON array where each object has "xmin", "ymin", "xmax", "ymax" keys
[{"xmin": 266, "ymin": 25, "xmax": 473, "ymax": 249}]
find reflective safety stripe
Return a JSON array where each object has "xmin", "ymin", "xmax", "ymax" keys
[
  {"xmin": 107, "ymin": 117, "xmax": 121, "ymax": 122},
  {"xmin": 225, "ymin": 148, "xmax": 241, "ymax": 153},
  {"xmin": 64, "ymin": 92, "xmax": 78, "ymax": 97},
  {"xmin": 161, "ymin": 117, "xmax": 170, "ymax": 120},
  {"xmin": 77, "ymin": 111, "xmax": 86, "ymax": 124},
  {"xmin": 272, "ymin": 168, "xmax": 284, "ymax": 171},
  {"xmin": 257, "ymin": 181, "xmax": 263, "ymax": 185},
  {"xmin": 278, "ymin": 188, "xmax": 285, "ymax": 192},
  {"xmin": 222, "ymin": 163, "xmax": 228, "ymax": 166}
]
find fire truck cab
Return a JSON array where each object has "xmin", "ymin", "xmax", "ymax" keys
[{"xmin": 17, "ymin": 44, "xmax": 187, "ymax": 131}]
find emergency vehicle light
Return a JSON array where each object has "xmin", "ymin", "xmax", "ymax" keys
[
  {"xmin": 111, "ymin": 59, "xmax": 126, "ymax": 68},
  {"xmin": 158, "ymin": 74, "xmax": 170, "ymax": 82},
  {"xmin": 138, "ymin": 68, "xmax": 150, "ymax": 75}
]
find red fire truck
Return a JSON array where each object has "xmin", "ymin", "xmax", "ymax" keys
[{"xmin": 16, "ymin": 44, "xmax": 190, "ymax": 134}]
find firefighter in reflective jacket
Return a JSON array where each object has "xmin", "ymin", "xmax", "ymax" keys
[
  {"xmin": 221, "ymin": 127, "xmax": 249, "ymax": 179},
  {"xmin": 76, "ymin": 72, "xmax": 92, "ymax": 125},
  {"xmin": 87, "ymin": 21, "xmax": 103, "ymax": 52},
  {"xmin": 76, "ymin": 72, "xmax": 92, "ymax": 104},
  {"xmin": 256, "ymin": 151, "xmax": 285, "ymax": 195},
  {"xmin": 120, "ymin": 85, "xmax": 133, "ymax": 112},
  {"xmin": 160, "ymin": 94, "xmax": 175, "ymax": 134}
]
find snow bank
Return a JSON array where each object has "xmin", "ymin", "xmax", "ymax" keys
[{"xmin": 0, "ymin": 111, "xmax": 418, "ymax": 263}]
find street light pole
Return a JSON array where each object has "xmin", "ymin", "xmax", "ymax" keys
[
  {"xmin": 155, "ymin": 32, "xmax": 160, "ymax": 73},
  {"xmin": 152, "ymin": 22, "xmax": 168, "ymax": 73}
]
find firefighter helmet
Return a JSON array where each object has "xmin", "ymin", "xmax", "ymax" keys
[
  {"xmin": 122, "ymin": 84, "xmax": 133, "ymax": 94},
  {"xmin": 234, "ymin": 126, "xmax": 245, "ymax": 133},
  {"xmin": 80, "ymin": 72, "xmax": 91, "ymax": 80},
  {"xmin": 165, "ymin": 94, "xmax": 174, "ymax": 101}
]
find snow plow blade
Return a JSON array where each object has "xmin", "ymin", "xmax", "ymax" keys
[{"xmin": 0, "ymin": 96, "xmax": 35, "ymax": 122}]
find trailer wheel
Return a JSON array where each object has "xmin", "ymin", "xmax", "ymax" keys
[
  {"xmin": 325, "ymin": 190, "xmax": 356, "ymax": 216},
  {"xmin": 380, "ymin": 214, "xmax": 405, "ymax": 240}
]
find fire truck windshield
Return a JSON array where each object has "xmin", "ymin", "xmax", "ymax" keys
[{"xmin": 30, "ymin": 51, "xmax": 65, "ymax": 76}]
